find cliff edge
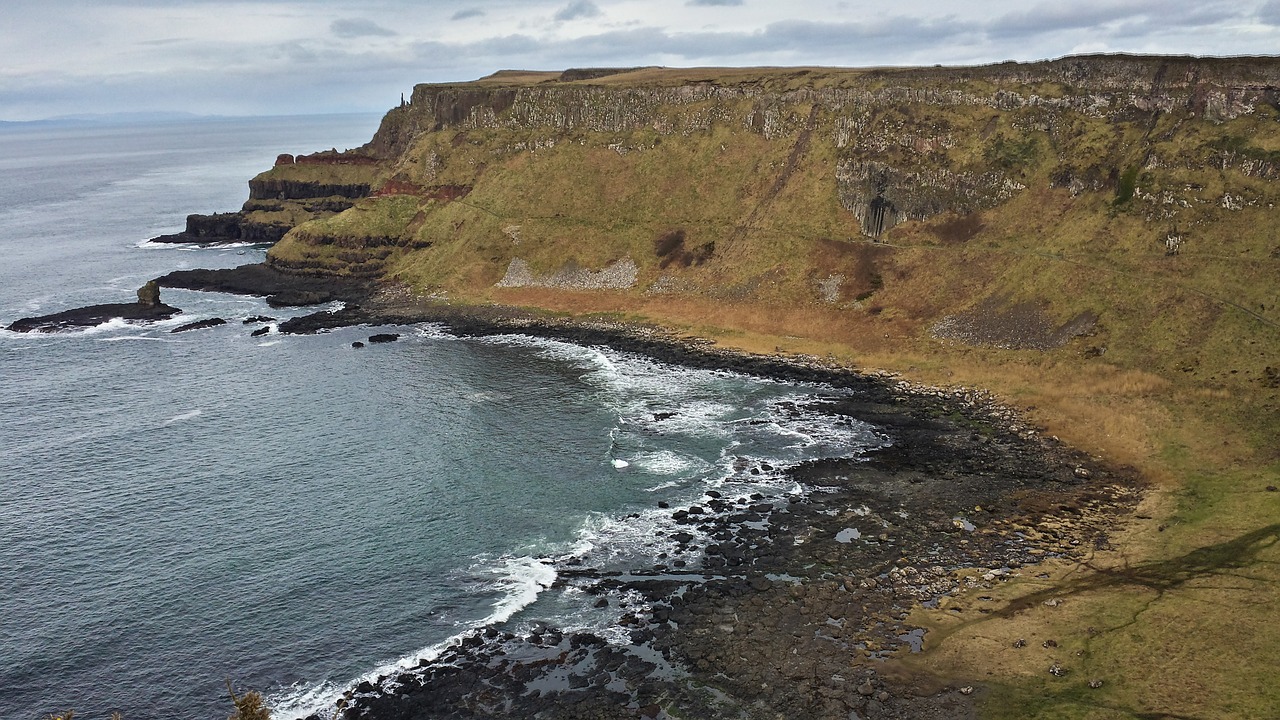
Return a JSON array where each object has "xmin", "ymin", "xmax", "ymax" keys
[{"xmin": 201, "ymin": 55, "xmax": 1280, "ymax": 719}]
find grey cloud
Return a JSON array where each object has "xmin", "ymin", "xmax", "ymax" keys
[
  {"xmin": 687, "ymin": 0, "xmax": 744, "ymax": 5},
  {"xmin": 554, "ymin": 1, "xmax": 602, "ymax": 22},
  {"xmin": 987, "ymin": 0, "xmax": 1164, "ymax": 39},
  {"xmin": 451, "ymin": 8, "xmax": 485, "ymax": 20},
  {"xmin": 1262, "ymin": 0, "xmax": 1280, "ymax": 24},
  {"xmin": 424, "ymin": 17, "xmax": 977, "ymax": 67},
  {"xmin": 988, "ymin": 0, "xmax": 1259, "ymax": 45},
  {"xmin": 331, "ymin": 18, "xmax": 397, "ymax": 39}
]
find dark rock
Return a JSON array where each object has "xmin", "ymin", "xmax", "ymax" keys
[
  {"xmin": 243, "ymin": 315, "xmax": 276, "ymax": 324},
  {"xmin": 250, "ymin": 326, "xmax": 271, "ymax": 337},
  {"xmin": 368, "ymin": 333, "xmax": 401, "ymax": 344},
  {"xmin": 653, "ymin": 411, "xmax": 677, "ymax": 421},
  {"xmin": 351, "ymin": 341, "xmax": 365, "ymax": 348},
  {"xmin": 171, "ymin": 317, "xmax": 227, "ymax": 333},
  {"xmin": 6, "ymin": 300, "xmax": 181, "ymax": 333},
  {"xmin": 155, "ymin": 263, "xmax": 369, "ymax": 308},
  {"xmin": 1267, "ymin": 486, "xmax": 1277, "ymax": 492},
  {"xmin": 671, "ymin": 531, "xmax": 695, "ymax": 544}
]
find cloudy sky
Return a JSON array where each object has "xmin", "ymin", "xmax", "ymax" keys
[{"xmin": 2, "ymin": 0, "xmax": 1278, "ymax": 120}]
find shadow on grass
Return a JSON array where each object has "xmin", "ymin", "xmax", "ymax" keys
[
  {"xmin": 994, "ymin": 523, "xmax": 1280, "ymax": 618},
  {"xmin": 964, "ymin": 525, "xmax": 1280, "ymax": 720}
]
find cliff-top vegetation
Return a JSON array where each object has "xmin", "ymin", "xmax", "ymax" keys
[{"xmin": 238, "ymin": 55, "xmax": 1279, "ymax": 718}]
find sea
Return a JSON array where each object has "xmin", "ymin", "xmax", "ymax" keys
[{"xmin": 0, "ymin": 116, "xmax": 886, "ymax": 719}]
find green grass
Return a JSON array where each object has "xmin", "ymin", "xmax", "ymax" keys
[{"xmin": 256, "ymin": 62, "xmax": 1280, "ymax": 718}]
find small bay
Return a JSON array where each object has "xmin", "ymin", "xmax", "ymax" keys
[{"xmin": 0, "ymin": 117, "xmax": 882, "ymax": 720}]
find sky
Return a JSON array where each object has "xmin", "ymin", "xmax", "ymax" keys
[{"xmin": 2, "ymin": 0, "xmax": 1278, "ymax": 121}]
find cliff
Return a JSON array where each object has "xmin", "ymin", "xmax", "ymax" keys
[
  {"xmin": 209, "ymin": 56, "xmax": 1280, "ymax": 717},
  {"xmin": 244, "ymin": 55, "xmax": 1279, "ymax": 389}
]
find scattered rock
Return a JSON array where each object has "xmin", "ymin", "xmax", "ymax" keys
[
  {"xmin": 170, "ymin": 317, "xmax": 227, "ymax": 333},
  {"xmin": 1089, "ymin": 679, "xmax": 1104, "ymax": 689},
  {"xmin": 1012, "ymin": 639, "xmax": 1027, "ymax": 648},
  {"xmin": 243, "ymin": 315, "xmax": 276, "ymax": 324},
  {"xmin": 857, "ymin": 681, "xmax": 875, "ymax": 696},
  {"xmin": 1048, "ymin": 664, "xmax": 1069, "ymax": 677}
]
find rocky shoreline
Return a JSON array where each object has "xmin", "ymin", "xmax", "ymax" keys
[
  {"xmin": 259, "ymin": 282, "xmax": 1139, "ymax": 719},
  {"xmin": 4, "ymin": 265, "xmax": 1141, "ymax": 717}
]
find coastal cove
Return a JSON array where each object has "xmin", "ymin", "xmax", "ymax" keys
[
  {"xmin": 7, "ymin": 56, "xmax": 1280, "ymax": 719},
  {"xmin": 0, "ymin": 116, "xmax": 1137, "ymax": 719}
]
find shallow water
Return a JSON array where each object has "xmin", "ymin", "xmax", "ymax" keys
[{"xmin": 0, "ymin": 117, "xmax": 886, "ymax": 719}]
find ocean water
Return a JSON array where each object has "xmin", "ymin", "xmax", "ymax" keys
[{"xmin": 0, "ymin": 117, "xmax": 886, "ymax": 720}]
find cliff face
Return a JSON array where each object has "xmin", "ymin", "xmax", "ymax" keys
[{"xmin": 250, "ymin": 55, "xmax": 1279, "ymax": 384}]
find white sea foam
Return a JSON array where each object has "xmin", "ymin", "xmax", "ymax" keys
[
  {"xmin": 412, "ymin": 323, "xmax": 451, "ymax": 339},
  {"xmin": 270, "ymin": 556, "xmax": 556, "ymax": 720},
  {"xmin": 96, "ymin": 335, "xmax": 173, "ymax": 342},
  {"xmin": 627, "ymin": 450, "xmax": 704, "ymax": 476},
  {"xmin": 611, "ymin": 458, "xmax": 630, "ymax": 469},
  {"xmin": 163, "ymin": 409, "xmax": 202, "ymax": 425}
]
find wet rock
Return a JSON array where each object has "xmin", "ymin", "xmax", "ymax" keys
[
  {"xmin": 171, "ymin": 317, "xmax": 227, "ymax": 333},
  {"xmin": 155, "ymin": 263, "xmax": 368, "ymax": 308},
  {"xmin": 250, "ymin": 326, "xmax": 271, "ymax": 337},
  {"xmin": 6, "ymin": 299, "xmax": 182, "ymax": 332},
  {"xmin": 368, "ymin": 333, "xmax": 400, "ymax": 343},
  {"xmin": 351, "ymin": 341, "xmax": 365, "ymax": 348},
  {"xmin": 243, "ymin": 315, "xmax": 276, "ymax": 324}
]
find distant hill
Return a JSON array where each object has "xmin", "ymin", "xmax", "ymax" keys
[{"xmin": 0, "ymin": 111, "xmax": 214, "ymax": 127}]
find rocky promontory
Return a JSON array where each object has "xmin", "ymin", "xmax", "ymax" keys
[{"xmin": 5, "ymin": 281, "xmax": 181, "ymax": 333}]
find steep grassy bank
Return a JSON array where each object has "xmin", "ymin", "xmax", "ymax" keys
[{"xmin": 250, "ymin": 56, "xmax": 1279, "ymax": 718}]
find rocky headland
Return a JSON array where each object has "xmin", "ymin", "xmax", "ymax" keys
[{"xmin": 12, "ymin": 54, "xmax": 1280, "ymax": 717}]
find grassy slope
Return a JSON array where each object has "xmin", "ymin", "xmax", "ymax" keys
[{"xmin": 264, "ymin": 65, "xmax": 1280, "ymax": 719}]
